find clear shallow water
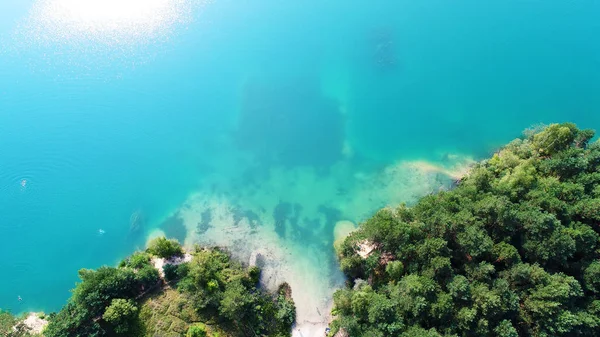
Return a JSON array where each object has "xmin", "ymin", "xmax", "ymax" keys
[{"xmin": 0, "ymin": 0, "xmax": 599, "ymax": 320}]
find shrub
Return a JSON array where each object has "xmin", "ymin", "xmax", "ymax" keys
[
  {"xmin": 146, "ymin": 237, "xmax": 184, "ymax": 259},
  {"xmin": 0, "ymin": 310, "xmax": 17, "ymax": 336},
  {"xmin": 186, "ymin": 323, "xmax": 208, "ymax": 337},
  {"xmin": 163, "ymin": 263, "xmax": 178, "ymax": 282},
  {"xmin": 129, "ymin": 252, "xmax": 152, "ymax": 269},
  {"xmin": 136, "ymin": 265, "xmax": 161, "ymax": 290},
  {"xmin": 103, "ymin": 298, "xmax": 138, "ymax": 334}
]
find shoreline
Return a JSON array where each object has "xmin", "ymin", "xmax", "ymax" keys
[{"xmin": 10, "ymin": 312, "xmax": 48, "ymax": 335}]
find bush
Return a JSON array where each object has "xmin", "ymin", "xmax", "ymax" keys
[
  {"xmin": 147, "ymin": 237, "xmax": 184, "ymax": 259},
  {"xmin": 161, "ymin": 262, "xmax": 191, "ymax": 283},
  {"xmin": 128, "ymin": 252, "xmax": 152, "ymax": 269},
  {"xmin": 102, "ymin": 298, "xmax": 138, "ymax": 334},
  {"xmin": 186, "ymin": 323, "xmax": 208, "ymax": 337},
  {"xmin": 163, "ymin": 263, "xmax": 179, "ymax": 282},
  {"xmin": 0, "ymin": 310, "xmax": 17, "ymax": 336},
  {"xmin": 136, "ymin": 265, "xmax": 161, "ymax": 290},
  {"xmin": 275, "ymin": 288, "xmax": 296, "ymax": 333},
  {"xmin": 45, "ymin": 266, "xmax": 149, "ymax": 337}
]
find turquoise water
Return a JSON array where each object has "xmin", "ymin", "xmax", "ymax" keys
[{"xmin": 1, "ymin": 0, "xmax": 600, "ymax": 317}]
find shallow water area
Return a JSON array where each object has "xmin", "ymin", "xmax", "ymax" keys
[
  {"xmin": 163, "ymin": 155, "xmax": 483, "ymax": 332},
  {"xmin": 1, "ymin": 2, "xmax": 600, "ymax": 336}
]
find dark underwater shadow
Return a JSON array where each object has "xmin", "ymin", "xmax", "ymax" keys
[{"xmin": 235, "ymin": 77, "xmax": 345, "ymax": 169}]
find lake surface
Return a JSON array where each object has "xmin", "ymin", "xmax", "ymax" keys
[{"xmin": 1, "ymin": 0, "xmax": 599, "ymax": 326}]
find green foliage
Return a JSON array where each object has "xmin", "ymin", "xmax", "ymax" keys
[
  {"xmin": 44, "ymin": 265, "xmax": 148, "ymax": 337},
  {"xmin": 161, "ymin": 262, "xmax": 190, "ymax": 284},
  {"xmin": 103, "ymin": 298, "xmax": 138, "ymax": 334},
  {"xmin": 44, "ymin": 238, "xmax": 293, "ymax": 337},
  {"xmin": 0, "ymin": 310, "xmax": 17, "ymax": 336},
  {"xmin": 119, "ymin": 251, "xmax": 152, "ymax": 269},
  {"xmin": 332, "ymin": 124, "xmax": 600, "ymax": 337},
  {"xmin": 531, "ymin": 123, "xmax": 577, "ymax": 155},
  {"xmin": 584, "ymin": 261, "xmax": 600, "ymax": 293},
  {"xmin": 177, "ymin": 248, "xmax": 294, "ymax": 336},
  {"xmin": 385, "ymin": 260, "xmax": 404, "ymax": 280},
  {"xmin": 275, "ymin": 293, "xmax": 296, "ymax": 331},
  {"xmin": 44, "ymin": 302, "xmax": 104, "ymax": 337},
  {"xmin": 138, "ymin": 288, "xmax": 201, "ymax": 337},
  {"xmin": 136, "ymin": 265, "xmax": 160, "ymax": 290},
  {"xmin": 146, "ymin": 236, "xmax": 184, "ymax": 259},
  {"xmin": 163, "ymin": 263, "xmax": 179, "ymax": 281},
  {"xmin": 186, "ymin": 323, "xmax": 208, "ymax": 337}
]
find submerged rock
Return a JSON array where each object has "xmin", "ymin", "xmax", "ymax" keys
[
  {"xmin": 368, "ymin": 27, "xmax": 397, "ymax": 70},
  {"xmin": 129, "ymin": 209, "xmax": 146, "ymax": 234}
]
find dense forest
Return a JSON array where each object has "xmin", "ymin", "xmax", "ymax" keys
[
  {"xmin": 3, "ymin": 237, "xmax": 295, "ymax": 337},
  {"xmin": 331, "ymin": 123, "xmax": 600, "ymax": 337}
]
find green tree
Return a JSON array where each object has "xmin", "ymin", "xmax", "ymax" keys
[
  {"xmin": 119, "ymin": 251, "xmax": 152, "ymax": 269},
  {"xmin": 385, "ymin": 261, "xmax": 404, "ymax": 280},
  {"xmin": 584, "ymin": 261, "xmax": 600, "ymax": 293},
  {"xmin": 102, "ymin": 298, "xmax": 138, "ymax": 334},
  {"xmin": 136, "ymin": 265, "xmax": 160, "ymax": 290},
  {"xmin": 531, "ymin": 123, "xmax": 577, "ymax": 155},
  {"xmin": 494, "ymin": 320, "xmax": 518, "ymax": 337},
  {"xmin": 186, "ymin": 323, "xmax": 208, "ymax": 337},
  {"xmin": 163, "ymin": 263, "xmax": 179, "ymax": 281},
  {"xmin": 146, "ymin": 237, "xmax": 184, "ymax": 258}
]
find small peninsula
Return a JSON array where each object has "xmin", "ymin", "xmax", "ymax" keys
[{"xmin": 2, "ymin": 237, "xmax": 296, "ymax": 337}]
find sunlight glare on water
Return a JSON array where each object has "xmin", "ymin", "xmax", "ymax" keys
[{"xmin": 24, "ymin": 0, "xmax": 195, "ymax": 45}]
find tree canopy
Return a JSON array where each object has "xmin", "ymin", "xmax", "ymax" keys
[
  {"xmin": 330, "ymin": 123, "xmax": 600, "ymax": 337},
  {"xmin": 176, "ymin": 249, "xmax": 296, "ymax": 336},
  {"xmin": 146, "ymin": 237, "xmax": 184, "ymax": 259}
]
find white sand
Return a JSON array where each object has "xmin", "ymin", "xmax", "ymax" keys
[
  {"xmin": 405, "ymin": 159, "xmax": 475, "ymax": 181},
  {"xmin": 357, "ymin": 240, "xmax": 377, "ymax": 259},
  {"xmin": 19, "ymin": 313, "xmax": 48, "ymax": 335},
  {"xmin": 293, "ymin": 322, "xmax": 329, "ymax": 337}
]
